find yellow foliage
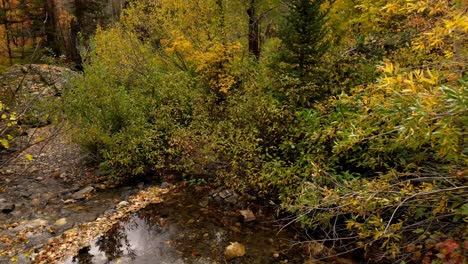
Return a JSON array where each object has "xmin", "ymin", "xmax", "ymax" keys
[{"xmin": 194, "ymin": 42, "xmax": 242, "ymax": 95}]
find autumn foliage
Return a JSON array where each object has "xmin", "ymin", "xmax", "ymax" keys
[{"xmin": 62, "ymin": 0, "xmax": 467, "ymax": 263}]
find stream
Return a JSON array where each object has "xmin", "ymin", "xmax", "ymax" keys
[{"xmin": 64, "ymin": 188, "xmax": 307, "ymax": 264}]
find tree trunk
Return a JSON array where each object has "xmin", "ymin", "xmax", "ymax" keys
[
  {"xmin": 44, "ymin": 0, "xmax": 60, "ymax": 55},
  {"xmin": 2, "ymin": 0, "xmax": 13, "ymax": 65},
  {"xmin": 247, "ymin": 0, "xmax": 260, "ymax": 59}
]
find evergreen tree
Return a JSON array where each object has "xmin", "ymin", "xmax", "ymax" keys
[{"xmin": 278, "ymin": 0, "xmax": 330, "ymax": 80}]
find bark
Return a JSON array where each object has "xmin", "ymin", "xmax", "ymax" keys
[
  {"xmin": 2, "ymin": 0, "xmax": 13, "ymax": 65},
  {"xmin": 247, "ymin": 0, "xmax": 260, "ymax": 59},
  {"xmin": 44, "ymin": 0, "xmax": 60, "ymax": 55}
]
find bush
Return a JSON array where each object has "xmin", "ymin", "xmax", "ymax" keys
[{"xmin": 64, "ymin": 26, "xmax": 198, "ymax": 181}]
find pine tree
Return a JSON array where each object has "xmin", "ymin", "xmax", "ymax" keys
[{"xmin": 278, "ymin": 0, "xmax": 330, "ymax": 80}]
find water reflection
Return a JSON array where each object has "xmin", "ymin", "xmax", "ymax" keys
[{"xmin": 65, "ymin": 190, "xmax": 306, "ymax": 264}]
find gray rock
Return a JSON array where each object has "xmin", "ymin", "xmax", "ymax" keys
[
  {"xmin": 0, "ymin": 202, "xmax": 15, "ymax": 213},
  {"xmin": 224, "ymin": 193, "xmax": 239, "ymax": 204},
  {"xmin": 219, "ymin": 189, "xmax": 233, "ymax": 199},
  {"xmin": 71, "ymin": 186, "xmax": 94, "ymax": 200}
]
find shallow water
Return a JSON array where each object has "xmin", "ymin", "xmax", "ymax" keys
[{"xmin": 65, "ymin": 189, "xmax": 307, "ymax": 264}]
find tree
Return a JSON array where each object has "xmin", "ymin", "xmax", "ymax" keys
[{"xmin": 277, "ymin": 0, "xmax": 330, "ymax": 80}]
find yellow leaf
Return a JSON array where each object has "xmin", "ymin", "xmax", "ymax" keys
[
  {"xmin": 0, "ymin": 139, "xmax": 9, "ymax": 149},
  {"xmin": 25, "ymin": 154, "xmax": 34, "ymax": 161}
]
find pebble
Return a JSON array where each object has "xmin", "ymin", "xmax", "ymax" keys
[{"xmin": 117, "ymin": 201, "xmax": 129, "ymax": 208}]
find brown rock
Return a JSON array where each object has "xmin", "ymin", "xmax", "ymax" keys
[{"xmin": 239, "ymin": 209, "xmax": 256, "ymax": 222}]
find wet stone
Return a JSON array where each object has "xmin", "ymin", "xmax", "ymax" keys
[{"xmin": 71, "ymin": 186, "xmax": 94, "ymax": 200}]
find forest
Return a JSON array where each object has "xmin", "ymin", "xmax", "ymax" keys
[{"xmin": 0, "ymin": 0, "xmax": 467, "ymax": 263}]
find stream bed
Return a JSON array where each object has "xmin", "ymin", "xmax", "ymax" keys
[{"xmin": 65, "ymin": 188, "xmax": 307, "ymax": 264}]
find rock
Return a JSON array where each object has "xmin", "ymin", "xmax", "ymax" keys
[
  {"xmin": 54, "ymin": 218, "xmax": 67, "ymax": 227},
  {"xmin": 224, "ymin": 242, "xmax": 246, "ymax": 260},
  {"xmin": 224, "ymin": 193, "xmax": 238, "ymax": 204},
  {"xmin": 218, "ymin": 189, "xmax": 232, "ymax": 199},
  {"xmin": 71, "ymin": 186, "xmax": 94, "ymax": 200},
  {"xmin": 0, "ymin": 202, "xmax": 15, "ymax": 213},
  {"xmin": 64, "ymin": 199, "xmax": 76, "ymax": 204},
  {"xmin": 198, "ymin": 197, "xmax": 209, "ymax": 207},
  {"xmin": 19, "ymin": 192, "xmax": 32, "ymax": 198},
  {"xmin": 117, "ymin": 201, "xmax": 129, "ymax": 208},
  {"xmin": 239, "ymin": 210, "xmax": 256, "ymax": 222}
]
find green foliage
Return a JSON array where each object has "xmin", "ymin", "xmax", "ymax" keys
[
  {"xmin": 65, "ymin": 0, "xmax": 467, "ymax": 262},
  {"xmin": 64, "ymin": 25, "xmax": 197, "ymax": 181},
  {"xmin": 276, "ymin": 0, "xmax": 331, "ymax": 80}
]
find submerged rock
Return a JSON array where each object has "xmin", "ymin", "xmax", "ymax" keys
[
  {"xmin": 224, "ymin": 242, "xmax": 246, "ymax": 260},
  {"xmin": 239, "ymin": 209, "xmax": 256, "ymax": 222},
  {"xmin": 71, "ymin": 186, "xmax": 94, "ymax": 200}
]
